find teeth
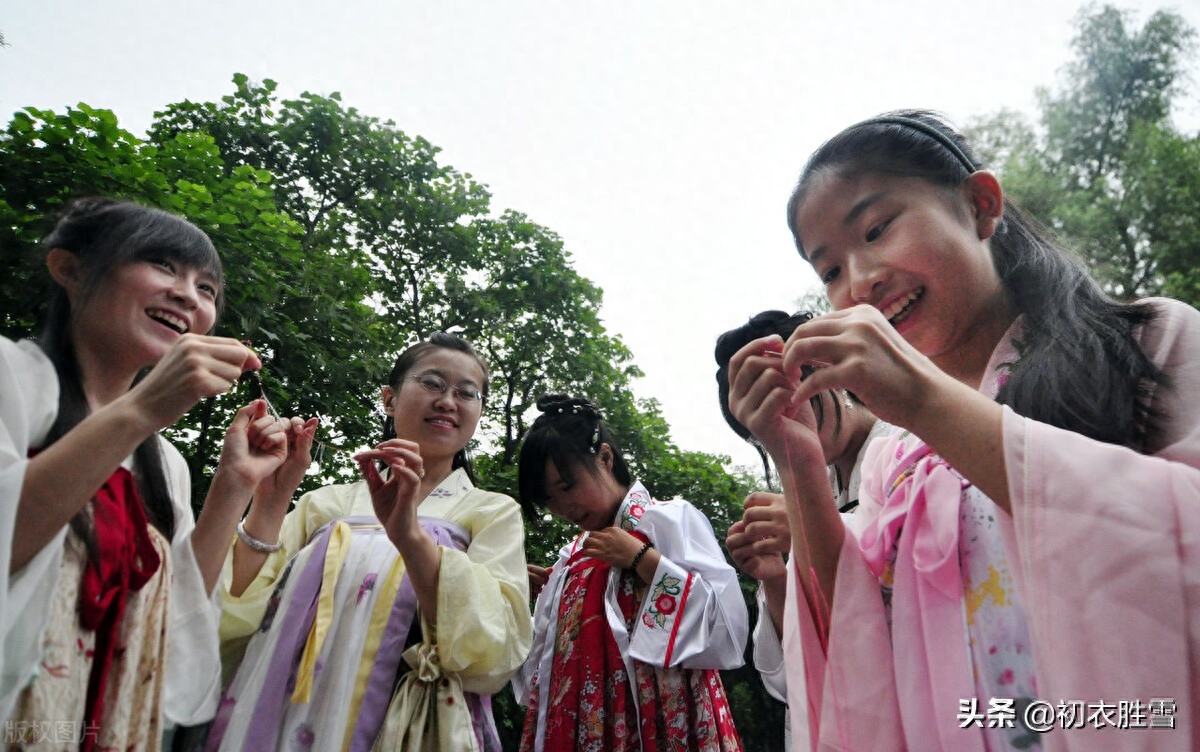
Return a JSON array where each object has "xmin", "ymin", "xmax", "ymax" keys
[
  {"xmin": 147, "ymin": 309, "xmax": 188, "ymax": 333},
  {"xmin": 881, "ymin": 290, "xmax": 921, "ymax": 323}
]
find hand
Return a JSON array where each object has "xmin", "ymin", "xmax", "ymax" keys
[
  {"xmin": 726, "ymin": 334, "xmax": 823, "ymax": 464},
  {"xmin": 253, "ymin": 416, "xmax": 319, "ymax": 514},
  {"xmin": 527, "ymin": 563, "xmax": 551, "ymax": 601},
  {"xmin": 216, "ymin": 400, "xmax": 289, "ymax": 489},
  {"xmin": 354, "ymin": 439, "xmax": 426, "ymax": 546},
  {"xmin": 126, "ymin": 334, "xmax": 261, "ymax": 432},
  {"xmin": 780, "ymin": 304, "xmax": 943, "ymax": 431},
  {"xmin": 580, "ymin": 527, "xmax": 644, "ymax": 569},
  {"xmin": 726, "ymin": 492, "xmax": 789, "ymax": 583}
]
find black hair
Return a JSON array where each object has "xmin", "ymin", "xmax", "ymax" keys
[
  {"xmin": 516, "ymin": 394, "xmax": 633, "ymax": 521},
  {"xmin": 380, "ymin": 331, "xmax": 489, "ymax": 484},
  {"xmin": 785, "ymin": 110, "xmax": 1164, "ymax": 448},
  {"xmin": 38, "ymin": 197, "xmax": 225, "ymax": 550},
  {"xmin": 714, "ymin": 310, "xmax": 857, "ymax": 487}
]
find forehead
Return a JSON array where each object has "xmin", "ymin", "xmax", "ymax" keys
[{"xmin": 410, "ymin": 348, "xmax": 485, "ymax": 384}]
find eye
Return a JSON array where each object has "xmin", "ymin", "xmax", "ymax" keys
[
  {"xmin": 865, "ymin": 217, "xmax": 893, "ymax": 243},
  {"xmin": 820, "ymin": 266, "xmax": 841, "ymax": 285},
  {"xmin": 418, "ymin": 374, "xmax": 448, "ymax": 392},
  {"xmin": 456, "ymin": 384, "xmax": 482, "ymax": 401},
  {"xmin": 150, "ymin": 258, "xmax": 176, "ymax": 273},
  {"xmin": 197, "ymin": 282, "xmax": 219, "ymax": 299}
]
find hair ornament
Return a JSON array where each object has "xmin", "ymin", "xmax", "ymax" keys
[{"xmin": 855, "ymin": 114, "xmax": 977, "ymax": 174}]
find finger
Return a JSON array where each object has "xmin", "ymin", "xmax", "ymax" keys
[{"xmin": 355, "ymin": 456, "xmax": 383, "ymax": 490}]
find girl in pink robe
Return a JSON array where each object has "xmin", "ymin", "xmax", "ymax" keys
[{"xmin": 725, "ymin": 110, "xmax": 1200, "ymax": 751}]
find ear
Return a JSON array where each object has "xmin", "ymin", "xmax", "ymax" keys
[
  {"xmin": 46, "ymin": 248, "xmax": 83, "ymax": 293},
  {"xmin": 965, "ymin": 171, "xmax": 1004, "ymax": 240},
  {"xmin": 598, "ymin": 442, "xmax": 614, "ymax": 470},
  {"xmin": 380, "ymin": 385, "xmax": 394, "ymax": 412}
]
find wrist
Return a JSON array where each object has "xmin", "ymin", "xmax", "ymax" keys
[{"xmin": 629, "ymin": 540, "xmax": 653, "ymax": 570}]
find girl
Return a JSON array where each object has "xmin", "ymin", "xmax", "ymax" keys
[
  {"xmin": 717, "ymin": 310, "xmax": 891, "ymax": 751},
  {"xmin": 211, "ymin": 332, "xmax": 531, "ymax": 752},
  {"xmin": 513, "ymin": 394, "xmax": 748, "ymax": 752},
  {"xmin": 1, "ymin": 197, "xmax": 288, "ymax": 749},
  {"xmin": 728, "ymin": 111, "xmax": 1200, "ymax": 751}
]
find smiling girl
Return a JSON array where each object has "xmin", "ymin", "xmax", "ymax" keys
[
  {"xmin": 1, "ymin": 198, "xmax": 288, "ymax": 749},
  {"xmin": 513, "ymin": 394, "xmax": 748, "ymax": 752},
  {"xmin": 728, "ymin": 111, "xmax": 1200, "ymax": 751},
  {"xmin": 212, "ymin": 332, "xmax": 531, "ymax": 751}
]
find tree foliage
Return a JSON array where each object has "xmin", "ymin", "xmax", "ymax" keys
[{"xmin": 967, "ymin": 4, "xmax": 1200, "ymax": 304}]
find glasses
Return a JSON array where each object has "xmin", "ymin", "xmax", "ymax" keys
[{"xmin": 408, "ymin": 373, "xmax": 483, "ymax": 403}]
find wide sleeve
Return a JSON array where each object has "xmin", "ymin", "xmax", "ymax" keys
[
  {"xmin": 624, "ymin": 499, "xmax": 748, "ymax": 670},
  {"xmin": 752, "ymin": 585, "xmax": 787, "ymax": 702},
  {"xmin": 782, "ymin": 436, "xmax": 905, "ymax": 752},
  {"xmin": 434, "ymin": 490, "xmax": 532, "ymax": 695},
  {"xmin": 998, "ymin": 298, "xmax": 1200, "ymax": 752},
  {"xmin": 217, "ymin": 483, "xmax": 351, "ymax": 673},
  {"xmin": 0, "ymin": 338, "xmax": 63, "ymax": 723},
  {"xmin": 157, "ymin": 439, "xmax": 222, "ymax": 726}
]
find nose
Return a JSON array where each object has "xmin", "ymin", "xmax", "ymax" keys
[
  {"xmin": 431, "ymin": 388, "xmax": 456, "ymax": 410},
  {"xmin": 847, "ymin": 251, "xmax": 887, "ymax": 305},
  {"xmin": 169, "ymin": 275, "xmax": 201, "ymax": 309}
]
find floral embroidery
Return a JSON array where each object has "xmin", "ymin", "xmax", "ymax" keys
[
  {"xmin": 643, "ymin": 573, "xmax": 683, "ymax": 629},
  {"xmin": 620, "ymin": 492, "xmax": 650, "ymax": 530}
]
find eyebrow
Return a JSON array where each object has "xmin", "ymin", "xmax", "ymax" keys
[
  {"xmin": 418, "ymin": 368, "xmax": 480, "ymax": 387},
  {"xmin": 805, "ymin": 190, "xmax": 888, "ymax": 265}
]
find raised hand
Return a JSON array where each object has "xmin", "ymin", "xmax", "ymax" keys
[
  {"xmin": 126, "ymin": 334, "xmax": 262, "ymax": 432},
  {"xmin": 216, "ymin": 400, "xmax": 290, "ymax": 489},
  {"xmin": 253, "ymin": 416, "xmax": 319, "ymax": 514},
  {"xmin": 354, "ymin": 439, "xmax": 427, "ymax": 546},
  {"xmin": 725, "ymin": 492, "xmax": 790, "ymax": 583},
  {"xmin": 726, "ymin": 334, "xmax": 823, "ymax": 466},
  {"xmin": 580, "ymin": 527, "xmax": 644, "ymax": 568},
  {"xmin": 527, "ymin": 563, "xmax": 551, "ymax": 601}
]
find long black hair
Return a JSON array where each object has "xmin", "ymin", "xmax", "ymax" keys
[
  {"xmin": 516, "ymin": 394, "xmax": 633, "ymax": 521},
  {"xmin": 39, "ymin": 197, "xmax": 225, "ymax": 548},
  {"xmin": 786, "ymin": 110, "xmax": 1164, "ymax": 448},
  {"xmin": 380, "ymin": 331, "xmax": 489, "ymax": 484}
]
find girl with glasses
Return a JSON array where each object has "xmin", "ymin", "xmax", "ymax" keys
[{"xmin": 211, "ymin": 332, "xmax": 531, "ymax": 751}]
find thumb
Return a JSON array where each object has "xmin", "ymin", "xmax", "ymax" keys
[{"xmin": 229, "ymin": 399, "xmax": 266, "ymax": 433}]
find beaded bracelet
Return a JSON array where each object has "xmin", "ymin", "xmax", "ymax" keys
[
  {"xmin": 629, "ymin": 541, "xmax": 653, "ymax": 571},
  {"xmin": 236, "ymin": 519, "xmax": 283, "ymax": 553}
]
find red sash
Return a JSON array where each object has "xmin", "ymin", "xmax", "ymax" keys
[{"xmin": 77, "ymin": 466, "xmax": 162, "ymax": 751}]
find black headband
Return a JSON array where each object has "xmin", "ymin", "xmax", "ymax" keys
[{"xmin": 856, "ymin": 115, "xmax": 977, "ymax": 174}]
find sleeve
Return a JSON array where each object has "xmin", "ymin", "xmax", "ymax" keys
[
  {"xmin": 625, "ymin": 500, "xmax": 748, "ymax": 670},
  {"xmin": 511, "ymin": 544, "xmax": 571, "ymax": 707},
  {"xmin": 752, "ymin": 585, "xmax": 787, "ymax": 702},
  {"xmin": 781, "ymin": 437, "xmax": 907, "ymax": 752},
  {"xmin": 433, "ymin": 491, "xmax": 533, "ymax": 696},
  {"xmin": 999, "ymin": 298, "xmax": 1200, "ymax": 751},
  {"xmin": 0, "ymin": 338, "xmax": 65, "ymax": 723},
  {"xmin": 157, "ymin": 440, "xmax": 223, "ymax": 726},
  {"xmin": 217, "ymin": 484, "xmax": 346, "ymax": 674}
]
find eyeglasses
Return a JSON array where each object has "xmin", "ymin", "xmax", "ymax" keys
[{"xmin": 408, "ymin": 373, "xmax": 484, "ymax": 403}]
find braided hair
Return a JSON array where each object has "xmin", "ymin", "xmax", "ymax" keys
[{"xmin": 516, "ymin": 394, "xmax": 632, "ymax": 521}]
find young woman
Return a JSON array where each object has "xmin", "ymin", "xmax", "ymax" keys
[
  {"xmin": 728, "ymin": 111, "xmax": 1200, "ymax": 751},
  {"xmin": 513, "ymin": 394, "xmax": 748, "ymax": 752},
  {"xmin": 1, "ymin": 197, "xmax": 286, "ymax": 750},
  {"xmin": 211, "ymin": 332, "xmax": 531, "ymax": 752}
]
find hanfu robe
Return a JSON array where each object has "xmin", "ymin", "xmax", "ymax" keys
[
  {"xmin": 0, "ymin": 336, "xmax": 224, "ymax": 747},
  {"xmin": 214, "ymin": 468, "xmax": 530, "ymax": 751},
  {"xmin": 783, "ymin": 297, "xmax": 1200, "ymax": 752},
  {"xmin": 514, "ymin": 482, "xmax": 749, "ymax": 751}
]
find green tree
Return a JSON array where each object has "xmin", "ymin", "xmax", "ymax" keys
[{"xmin": 968, "ymin": 4, "xmax": 1200, "ymax": 304}]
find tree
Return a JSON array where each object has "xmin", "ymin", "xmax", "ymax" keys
[{"xmin": 967, "ymin": 4, "xmax": 1200, "ymax": 304}]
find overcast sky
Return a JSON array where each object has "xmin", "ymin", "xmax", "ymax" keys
[{"xmin": 3, "ymin": 1, "xmax": 1198, "ymax": 472}]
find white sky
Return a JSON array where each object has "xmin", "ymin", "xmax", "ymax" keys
[{"xmin": 3, "ymin": 0, "xmax": 1198, "ymax": 472}]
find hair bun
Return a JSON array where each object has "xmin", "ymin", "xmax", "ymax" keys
[{"xmin": 535, "ymin": 394, "xmax": 601, "ymax": 419}]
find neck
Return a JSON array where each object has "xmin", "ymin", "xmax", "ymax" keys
[
  {"xmin": 74, "ymin": 337, "xmax": 141, "ymax": 410},
  {"xmin": 934, "ymin": 297, "xmax": 1016, "ymax": 390}
]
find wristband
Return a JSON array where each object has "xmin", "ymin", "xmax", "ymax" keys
[
  {"xmin": 629, "ymin": 540, "xmax": 653, "ymax": 571},
  {"xmin": 237, "ymin": 519, "xmax": 283, "ymax": 553}
]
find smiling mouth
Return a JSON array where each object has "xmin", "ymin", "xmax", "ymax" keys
[
  {"xmin": 881, "ymin": 289, "xmax": 922, "ymax": 326},
  {"xmin": 147, "ymin": 308, "xmax": 188, "ymax": 334},
  {"xmin": 426, "ymin": 417, "xmax": 458, "ymax": 429}
]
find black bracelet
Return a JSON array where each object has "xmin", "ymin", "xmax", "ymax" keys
[{"xmin": 629, "ymin": 541, "xmax": 653, "ymax": 570}]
